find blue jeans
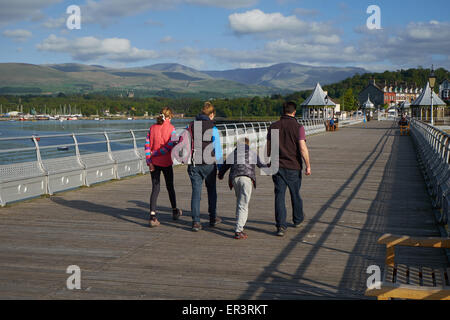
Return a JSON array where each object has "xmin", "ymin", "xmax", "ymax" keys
[
  {"xmin": 272, "ymin": 168, "xmax": 304, "ymax": 229},
  {"xmin": 187, "ymin": 164, "xmax": 217, "ymax": 223}
]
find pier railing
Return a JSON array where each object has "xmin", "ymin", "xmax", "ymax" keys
[
  {"xmin": 0, "ymin": 118, "xmax": 360, "ymax": 206},
  {"xmin": 410, "ymin": 118, "xmax": 450, "ymax": 225}
]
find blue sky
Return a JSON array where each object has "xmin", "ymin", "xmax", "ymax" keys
[{"xmin": 0, "ymin": 0, "xmax": 449, "ymax": 71}]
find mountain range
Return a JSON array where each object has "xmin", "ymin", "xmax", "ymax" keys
[{"xmin": 0, "ymin": 62, "xmax": 366, "ymax": 97}]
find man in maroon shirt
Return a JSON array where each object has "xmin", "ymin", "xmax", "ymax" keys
[{"xmin": 267, "ymin": 101, "xmax": 311, "ymax": 236}]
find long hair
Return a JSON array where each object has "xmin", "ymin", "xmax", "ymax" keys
[{"xmin": 156, "ymin": 107, "xmax": 174, "ymax": 125}]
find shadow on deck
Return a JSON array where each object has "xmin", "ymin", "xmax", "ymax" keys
[{"xmin": 0, "ymin": 121, "xmax": 446, "ymax": 299}]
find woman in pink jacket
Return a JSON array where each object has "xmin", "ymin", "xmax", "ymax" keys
[{"xmin": 145, "ymin": 107, "xmax": 182, "ymax": 227}]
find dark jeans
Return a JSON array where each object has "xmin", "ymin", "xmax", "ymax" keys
[
  {"xmin": 150, "ymin": 165, "xmax": 177, "ymax": 213},
  {"xmin": 187, "ymin": 164, "xmax": 217, "ymax": 223},
  {"xmin": 272, "ymin": 167, "xmax": 304, "ymax": 229}
]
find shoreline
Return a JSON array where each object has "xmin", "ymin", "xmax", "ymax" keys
[{"xmin": 0, "ymin": 116, "xmax": 190, "ymax": 121}]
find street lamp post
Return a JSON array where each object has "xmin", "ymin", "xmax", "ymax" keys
[{"xmin": 429, "ymin": 65, "xmax": 437, "ymax": 126}]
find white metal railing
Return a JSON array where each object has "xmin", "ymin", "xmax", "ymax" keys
[
  {"xmin": 0, "ymin": 118, "xmax": 351, "ymax": 206},
  {"xmin": 409, "ymin": 118, "xmax": 450, "ymax": 225}
]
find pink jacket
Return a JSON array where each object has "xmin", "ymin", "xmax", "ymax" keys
[{"xmin": 145, "ymin": 120, "xmax": 175, "ymax": 167}]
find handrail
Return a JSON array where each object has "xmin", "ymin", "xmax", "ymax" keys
[
  {"xmin": 410, "ymin": 119, "xmax": 450, "ymax": 164},
  {"xmin": 0, "ymin": 118, "xmax": 364, "ymax": 206},
  {"xmin": 409, "ymin": 118, "xmax": 450, "ymax": 225}
]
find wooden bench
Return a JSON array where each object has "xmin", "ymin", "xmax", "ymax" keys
[
  {"xmin": 400, "ymin": 123, "xmax": 410, "ymax": 136},
  {"xmin": 365, "ymin": 234, "xmax": 450, "ymax": 300}
]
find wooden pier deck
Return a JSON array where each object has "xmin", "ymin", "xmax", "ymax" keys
[{"xmin": 0, "ymin": 120, "xmax": 447, "ymax": 299}]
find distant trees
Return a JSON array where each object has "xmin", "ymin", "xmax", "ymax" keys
[{"xmin": 341, "ymin": 88, "xmax": 358, "ymax": 111}]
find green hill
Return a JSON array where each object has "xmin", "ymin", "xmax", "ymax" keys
[
  {"xmin": 0, "ymin": 63, "xmax": 285, "ymax": 98},
  {"xmin": 0, "ymin": 62, "xmax": 366, "ymax": 98}
]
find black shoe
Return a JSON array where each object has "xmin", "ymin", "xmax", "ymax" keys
[
  {"xmin": 209, "ymin": 216, "xmax": 222, "ymax": 227},
  {"xmin": 276, "ymin": 227, "xmax": 287, "ymax": 237},
  {"xmin": 192, "ymin": 222, "xmax": 202, "ymax": 232},
  {"xmin": 172, "ymin": 208, "xmax": 182, "ymax": 221}
]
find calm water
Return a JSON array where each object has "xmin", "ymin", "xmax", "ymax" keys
[{"xmin": 0, "ymin": 119, "xmax": 192, "ymax": 165}]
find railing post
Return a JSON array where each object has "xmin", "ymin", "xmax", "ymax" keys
[
  {"xmin": 31, "ymin": 135, "xmax": 48, "ymax": 194},
  {"xmin": 72, "ymin": 133, "xmax": 84, "ymax": 167},
  {"xmin": 31, "ymin": 136, "xmax": 45, "ymax": 173},
  {"xmin": 72, "ymin": 133, "xmax": 87, "ymax": 186},
  {"xmin": 104, "ymin": 131, "xmax": 116, "ymax": 178},
  {"xmin": 130, "ymin": 129, "xmax": 144, "ymax": 174}
]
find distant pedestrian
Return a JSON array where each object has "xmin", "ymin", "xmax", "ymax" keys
[
  {"xmin": 267, "ymin": 101, "xmax": 311, "ymax": 237},
  {"xmin": 145, "ymin": 107, "xmax": 182, "ymax": 227},
  {"xmin": 329, "ymin": 118, "xmax": 335, "ymax": 131},
  {"xmin": 398, "ymin": 115, "xmax": 408, "ymax": 126},
  {"xmin": 218, "ymin": 137, "xmax": 267, "ymax": 240}
]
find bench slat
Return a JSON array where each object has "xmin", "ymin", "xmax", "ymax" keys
[
  {"xmin": 384, "ymin": 265, "xmax": 395, "ymax": 283},
  {"xmin": 409, "ymin": 266, "xmax": 421, "ymax": 286},
  {"xmin": 422, "ymin": 267, "xmax": 434, "ymax": 287},
  {"xmin": 446, "ymin": 268, "xmax": 450, "ymax": 286},
  {"xmin": 369, "ymin": 286, "xmax": 450, "ymax": 300},
  {"xmin": 396, "ymin": 264, "xmax": 409, "ymax": 284},
  {"xmin": 434, "ymin": 269, "xmax": 445, "ymax": 287}
]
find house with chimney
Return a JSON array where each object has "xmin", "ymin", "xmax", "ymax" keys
[
  {"xmin": 439, "ymin": 79, "xmax": 450, "ymax": 103},
  {"xmin": 358, "ymin": 80, "xmax": 422, "ymax": 108}
]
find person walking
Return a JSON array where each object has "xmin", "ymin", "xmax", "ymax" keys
[
  {"xmin": 218, "ymin": 137, "xmax": 267, "ymax": 240},
  {"xmin": 267, "ymin": 101, "xmax": 311, "ymax": 237},
  {"xmin": 187, "ymin": 102, "xmax": 223, "ymax": 232},
  {"xmin": 145, "ymin": 107, "xmax": 182, "ymax": 227}
]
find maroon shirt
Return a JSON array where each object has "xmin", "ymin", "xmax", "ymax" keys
[{"xmin": 268, "ymin": 115, "xmax": 306, "ymax": 170}]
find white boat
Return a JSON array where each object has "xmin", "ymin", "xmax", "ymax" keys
[{"xmin": 127, "ymin": 117, "xmax": 133, "ymax": 120}]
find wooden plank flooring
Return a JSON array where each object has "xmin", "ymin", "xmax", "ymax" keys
[{"xmin": 0, "ymin": 120, "xmax": 448, "ymax": 299}]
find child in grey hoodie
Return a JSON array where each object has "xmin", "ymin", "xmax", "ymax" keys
[{"xmin": 218, "ymin": 138, "xmax": 267, "ymax": 239}]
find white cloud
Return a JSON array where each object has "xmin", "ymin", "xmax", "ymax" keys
[
  {"xmin": 355, "ymin": 21, "xmax": 450, "ymax": 69},
  {"xmin": 0, "ymin": 0, "xmax": 61, "ymax": 25},
  {"xmin": 229, "ymin": 9, "xmax": 306, "ymax": 34},
  {"xmin": 41, "ymin": 16, "xmax": 66, "ymax": 29},
  {"xmin": 237, "ymin": 62, "xmax": 274, "ymax": 69},
  {"xmin": 2, "ymin": 29, "xmax": 32, "ymax": 42},
  {"xmin": 228, "ymin": 9, "xmax": 334, "ymax": 39},
  {"xmin": 37, "ymin": 34, "xmax": 159, "ymax": 62},
  {"xmin": 314, "ymin": 34, "xmax": 341, "ymax": 45},
  {"xmin": 207, "ymin": 13, "xmax": 450, "ymax": 70},
  {"xmin": 81, "ymin": 0, "xmax": 258, "ymax": 25}
]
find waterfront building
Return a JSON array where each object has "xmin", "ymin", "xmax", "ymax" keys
[
  {"xmin": 300, "ymin": 83, "xmax": 336, "ymax": 119},
  {"xmin": 439, "ymin": 79, "xmax": 450, "ymax": 102},
  {"xmin": 411, "ymin": 81, "xmax": 446, "ymax": 121}
]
